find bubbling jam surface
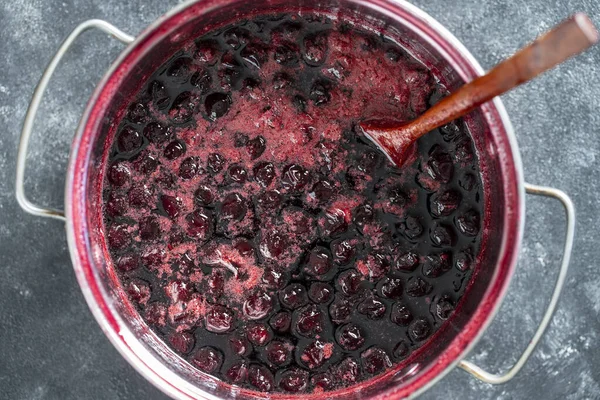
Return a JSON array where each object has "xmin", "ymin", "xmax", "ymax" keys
[{"xmin": 102, "ymin": 13, "xmax": 483, "ymax": 394}]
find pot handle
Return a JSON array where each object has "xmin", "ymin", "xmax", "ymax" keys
[
  {"xmin": 459, "ymin": 182, "xmax": 575, "ymax": 384},
  {"xmin": 15, "ymin": 19, "xmax": 134, "ymax": 222}
]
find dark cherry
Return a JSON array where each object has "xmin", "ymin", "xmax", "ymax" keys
[
  {"xmin": 165, "ymin": 279, "xmax": 192, "ymax": 303},
  {"xmin": 179, "ymin": 156, "xmax": 201, "ymax": 179},
  {"xmin": 207, "ymin": 153, "xmax": 226, "ymax": 173},
  {"xmin": 139, "ymin": 216, "xmax": 161, "ymax": 240},
  {"xmin": 319, "ymin": 209, "xmax": 348, "ymax": 238},
  {"xmin": 304, "ymin": 246, "xmax": 333, "ymax": 276},
  {"xmin": 192, "ymin": 346, "xmax": 223, "ymax": 373},
  {"xmin": 393, "ymin": 341, "xmax": 410, "ymax": 360},
  {"xmin": 311, "ymin": 180, "xmax": 334, "ymax": 202},
  {"xmin": 134, "ymin": 153, "xmax": 159, "ymax": 175},
  {"xmin": 300, "ymin": 340, "xmax": 329, "ymax": 369},
  {"xmin": 226, "ymin": 360, "xmax": 249, "ymax": 383},
  {"xmin": 260, "ymin": 229, "xmax": 287, "ymax": 259},
  {"xmin": 144, "ymin": 303, "xmax": 167, "ymax": 326},
  {"xmin": 279, "ymin": 368, "xmax": 309, "ymax": 392},
  {"xmin": 279, "ymin": 283, "xmax": 308, "ymax": 309},
  {"xmin": 353, "ymin": 204, "xmax": 374, "ymax": 227},
  {"xmin": 107, "ymin": 162, "xmax": 131, "ymax": 187},
  {"xmin": 116, "ymin": 255, "xmax": 139, "ymax": 272},
  {"xmin": 107, "ymin": 224, "xmax": 131, "ymax": 249},
  {"xmin": 336, "ymin": 323, "xmax": 366, "ymax": 351},
  {"xmin": 117, "ymin": 126, "xmax": 143, "ymax": 153},
  {"xmin": 248, "ymin": 364, "xmax": 274, "ymax": 391},
  {"xmin": 331, "ymin": 238, "xmax": 355, "ymax": 265},
  {"xmin": 246, "ymin": 136, "xmax": 267, "ymax": 159},
  {"xmin": 169, "ymin": 331, "xmax": 195, "ymax": 354},
  {"xmin": 408, "ymin": 318, "xmax": 431, "ymax": 342},
  {"xmin": 228, "ymin": 165, "xmax": 248, "ymax": 183},
  {"xmin": 205, "ymin": 304, "xmax": 234, "ymax": 333},
  {"xmin": 247, "ymin": 323, "xmax": 272, "ymax": 347},
  {"xmin": 106, "ymin": 192, "xmax": 127, "ymax": 217},
  {"xmin": 186, "ymin": 209, "xmax": 213, "ymax": 239},
  {"xmin": 262, "ymin": 266, "xmax": 288, "ymax": 289},
  {"xmin": 429, "ymin": 190, "xmax": 461, "ymax": 217},
  {"xmin": 253, "ymin": 162, "xmax": 276, "ymax": 187},
  {"xmin": 127, "ymin": 102, "xmax": 147, "ymax": 123},
  {"xmin": 294, "ymin": 304, "xmax": 324, "ymax": 337},
  {"xmin": 390, "ymin": 303, "xmax": 413, "ymax": 326},
  {"xmin": 161, "ymin": 195, "xmax": 182, "ymax": 219},
  {"xmin": 405, "ymin": 277, "xmax": 433, "ymax": 297},
  {"xmin": 171, "ymin": 91, "xmax": 200, "ymax": 123},
  {"xmin": 311, "ymin": 372, "xmax": 335, "ymax": 391},
  {"xmin": 422, "ymin": 252, "xmax": 452, "ymax": 278},
  {"xmin": 143, "ymin": 122, "xmax": 170, "ymax": 143},
  {"xmin": 308, "ymin": 282, "xmax": 334, "ymax": 304},
  {"xmin": 194, "ymin": 185, "xmax": 214, "ymax": 206},
  {"xmin": 379, "ymin": 278, "xmax": 403, "ymax": 299},
  {"xmin": 164, "ymin": 140, "xmax": 186, "ymax": 160},
  {"xmin": 220, "ymin": 193, "xmax": 247, "ymax": 220},
  {"xmin": 265, "ymin": 340, "xmax": 291, "ymax": 366},
  {"xmin": 456, "ymin": 210, "xmax": 481, "ymax": 236},
  {"xmin": 357, "ymin": 297, "xmax": 386, "ymax": 320},
  {"xmin": 205, "ymin": 92, "xmax": 231, "ymax": 120},
  {"xmin": 243, "ymin": 290, "xmax": 274, "ymax": 320},
  {"xmin": 126, "ymin": 279, "xmax": 150, "ymax": 304},
  {"xmin": 394, "ymin": 251, "xmax": 419, "ymax": 272},
  {"xmin": 337, "ymin": 269, "xmax": 364, "ymax": 295},
  {"xmin": 361, "ymin": 347, "xmax": 392, "ymax": 374},
  {"xmin": 435, "ymin": 296, "xmax": 455, "ymax": 320},
  {"xmin": 329, "ymin": 297, "xmax": 352, "ymax": 324},
  {"xmin": 128, "ymin": 185, "xmax": 154, "ymax": 208},
  {"xmin": 425, "ymin": 146, "xmax": 454, "ymax": 183},
  {"xmin": 334, "ymin": 357, "xmax": 360, "ymax": 384},
  {"xmin": 230, "ymin": 335, "xmax": 252, "ymax": 356},
  {"xmin": 270, "ymin": 311, "xmax": 292, "ymax": 333},
  {"xmin": 281, "ymin": 164, "xmax": 310, "ymax": 191}
]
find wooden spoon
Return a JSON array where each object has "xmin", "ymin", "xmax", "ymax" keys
[{"xmin": 360, "ymin": 13, "xmax": 599, "ymax": 167}]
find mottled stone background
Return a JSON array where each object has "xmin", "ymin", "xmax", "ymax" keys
[{"xmin": 0, "ymin": 0, "xmax": 598, "ymax": 399}]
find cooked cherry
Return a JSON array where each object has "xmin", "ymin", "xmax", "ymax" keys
[
  {"xmin": 205, "ymin": 92, "xmax": 231, "ymax": 120},
  {"xmin": 207, "ymin": 153, "xmax": 226, "ymax": 173},
  {"xmin": 169, "ymin": 331, "xmax": 195, "ymax": 354},
  {"xmin": 194, "ymin": 185, "xmax": 214, "ymax": 206},
  {"xmin": 334, "ymin": 357, "xmax": 360, "ymax": 384},
  {"xmin": 164, "ymin": 140, "xmax": 186, "ymax": 160},
  {"xmin": 265, "ymin": 340, "xmax": 291, "ymax": 365},
  {"xmin": 361, "ymin": 347, "xmax": 391, "ymax": 374},
  {"xmin": 246, "ymin": 136, "xmax": 267, "ymax": 159},
  {"xmin": 270, "ymin": 311, "xmax": 292, "ymax": 333},
  {"xmin": 108, "ymin": 162, "xmax": 131, "ymax": 187},
  {"xmin": 192, "ymin": 346, "xmax": 223, "ymax": 373},
  {"xmin": 336, "ymin": 323, "xmax": 365, "ymax": 351},
  {"xmin": 294, "ymin": 304, "xmax": 324, "ymax": 337},
  {"xmin": 126, "ymin": 279, "xmax": 151, "ymax": 304},
  {"xmin": 220, "ymin": 193, "xmax": 247, "ymax": 220},
  {"xmin": 117, "ymin": 126, "xmax": 143, "ymax": 153},
  {"xmin": 161, "ymin": 195, "xmax": 182, "ymax": 218},
  {"xmin": 408, "ymin": 317, "xmax": 431, "ymax": 342},
  {"xmin": 226, "ymin": 360, "xmax": 249, "ymax": 383},
  {"xmin": 205, "ymin": 304, "xmax": 234, "ymax": 333},
  {"xmin": 228, "ymin": 165, "xmax": 247, "ymax": 183},
  {"xmin": 280, "ymin": 283, "xmax": 308, "ymax": 309},
  {"xmin": 253, "ymin": 162, "xmax": 276, "ymax": 187},
  {"xmin": 308, "ymin": 282, "xmax": 333, "ymax": 304},
  {"xmin": 179, "ymin": 156, "xmax": 201, "ymax": 179},
  {"xmin": 248, "ymin": 364, "xmax": 274, "ymax": 391},
  {"xmin": 357, "ymin": 297, "xmax": 386, "ymax": 319},
  {"xmin": 247, "ymin": 323, "xmax": 272, "ymax": 347},
  {"xmin": 139, "ymin": 216, "xmax": 161, "ymax": 240},
  {"xmin": 304, "ymin": 246, "xmax": 333, "ymax": 276},
  {"xmin": 279, "ymin": 368, "xmax": 309, "ymax": 392},
  {"xmin": 243, "ymin": 290, "xmax": 274, "ymax": 320},
  {"xmin": 390, "ymin": 303, "xmax": 413, "ymax": 326},
  {"xmin": 281, "ymin": 164, "xmax": 310, "ymax": 191}
]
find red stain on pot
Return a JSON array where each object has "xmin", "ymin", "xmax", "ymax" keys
[{"xmin": 66, "ymin": 0, "xmax": 523, "ymax": 399}]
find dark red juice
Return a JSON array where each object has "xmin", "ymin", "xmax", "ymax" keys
[{"xmin": 102, "ymin": 13, "xmax": 483, "ymax": 394}]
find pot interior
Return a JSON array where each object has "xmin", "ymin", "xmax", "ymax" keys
[{"xmin": 73, "ymin": 0, "xmax": 522, "ymax": 398}]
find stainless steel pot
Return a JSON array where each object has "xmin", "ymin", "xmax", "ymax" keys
[{"xmin": 16, "ymin": 1, "xmax": 575, "ymax": 398}]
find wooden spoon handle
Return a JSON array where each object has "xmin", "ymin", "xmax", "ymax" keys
[{"xmin": 403, "ymin": 13, "xmax": 599, "ymax": 139}]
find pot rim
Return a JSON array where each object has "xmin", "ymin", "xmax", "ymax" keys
[{"xmin": 65, "ymin": 1, "xmax": 525, "ymax": 399}]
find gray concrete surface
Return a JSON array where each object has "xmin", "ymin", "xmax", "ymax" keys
[{"xmin": 0, "ymin": 0, "xmax": 599, "ymax": 399}]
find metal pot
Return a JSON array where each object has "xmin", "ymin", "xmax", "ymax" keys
[{"xmin": 15, "ymin": 0, "xmax": 574, "ymax": 398}]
